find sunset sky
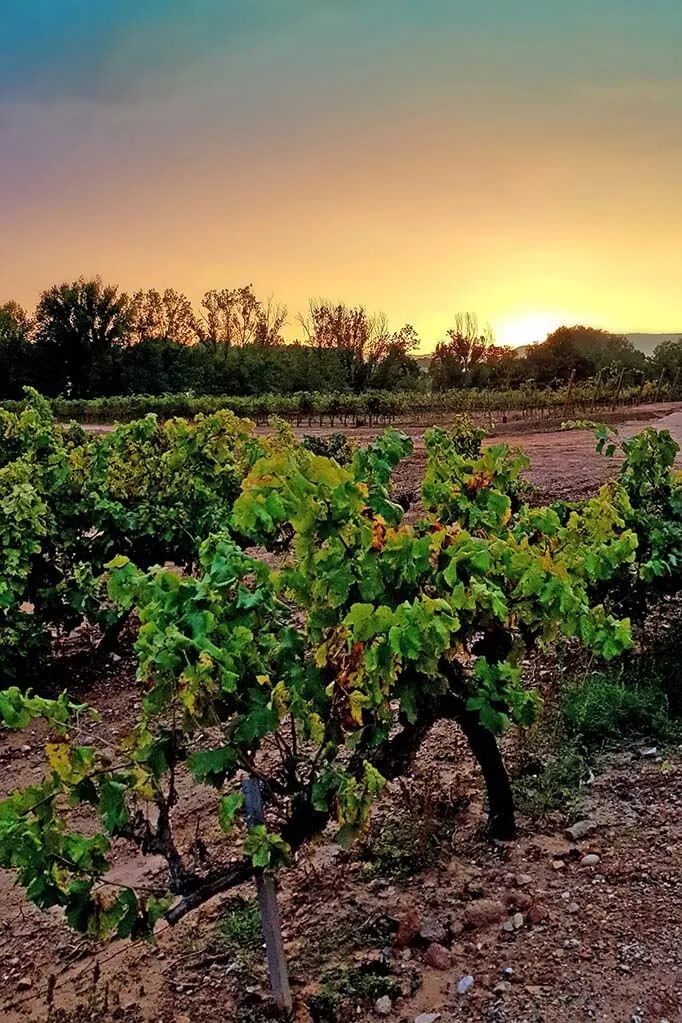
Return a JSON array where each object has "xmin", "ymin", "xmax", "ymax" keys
[{"xmin": 1, "ymin": 1, "xmax": 681, "ymax": 347}]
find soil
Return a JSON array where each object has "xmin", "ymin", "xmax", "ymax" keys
[{"xmin": 3, "ymin": 406, "xmax": 682, "ymax": 1023}]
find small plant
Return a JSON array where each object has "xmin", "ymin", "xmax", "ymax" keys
[
  {"xmin": 563, "ymin": 671, "xmax": 673, "ymax": 748},
  {"xmin": 217, "ymin": 899, "xmax": 262, "ymax": 953},
  {"xmin": 302, "ymin": 432, "xmax": 355, "ymax": 464},
  {"xmin": 309, "ymin": 964, "xmax": 404, "ymax": 1023},
  {"xmin": 513, "ymin": 739, "xmax": 588, "ymax": 817}
]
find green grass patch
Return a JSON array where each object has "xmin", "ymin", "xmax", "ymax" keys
[
  {"xmin": 513, "ymin": 739, "xmax": 589, "ymax": 817},
  {"xmin": 309, "ymin": 964, "xmax": 412, "ymax": 1023},
  {"xmin": 563, "ymin": 671, "xmax": 673, "ymax": 747}
]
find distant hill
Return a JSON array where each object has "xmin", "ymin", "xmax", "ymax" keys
[{"xmin": 625, "ymin": 333, "xmax": 682, "ymax": 356}]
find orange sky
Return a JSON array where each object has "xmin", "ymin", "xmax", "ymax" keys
[{"xmin": 2, "ymin": 3, "xmax": 681, "ymax": 348}]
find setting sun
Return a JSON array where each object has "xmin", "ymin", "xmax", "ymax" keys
[{"xmin": 493, "ymin": 312, "xmax": 582, "ymax": 349}]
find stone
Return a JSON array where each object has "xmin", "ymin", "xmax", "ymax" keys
[
  {"xmin": 464, "ymin": 898, "xmax": 506, "ymax": 929},
  {"xmin": 415, "ymin": 1015, "xmax": 441, "ymax": 1023},
  {"xmin": 17, "ymin": 976, "xmax": 32, "ymax": 991},
  {"xmin": 567, "ymin": 902, "xmax": 580, "ymax": 914},
  {"xmin": 395, "ymin": 908, "xmax": 421, "ymax": 948},
  {"xmin": 581, "ymin": 854, "xmax": 601, "ymax": 867},
  {"xmin": 504, "ymin": 889, "xmax": 533, "ymax": 911},
  {"xmin": 528, "ymin": 902, "xmax": 549, "ymax": 924},
  {"xmin": 640, "ymin": 747, "xmax": 658, "ymax": 758},
  {"xmin": 420, "ymin": 918, "xmax": 446, "ymax": 944},
  {"xmin": 552, "ymin": 859, "xmax": 565, "ymax": 870},
  {"xmin": 566, "ymin": 820, "xmax": 596, "ymax": 842},
  {"xmin": 512, "ymin": 912, "xmax": 524, "ymax": 930},
  {"xmin": 515, "ymin": 873, "xmax": 533, "ymax": 886},
  {"xmin": 503, "ymin": 920, "xmax": 514, "ymax": 933},
  {"xmin": 494, "ymin": 981, "xmax": 512, "ymax": 995},
  {"xmin": 20, "ymin": 744, "xmax": 31, "ymax": 754},
  {"xmin": 456, "ymin": 975, "xmax": 475, "ymax": 995},
  {"xmin": 375, "ymin": 995, "xmax": 392, "ymax": 1016},
  {"xmin": 425, "ymin": 943, "xmax": 451, "ymax": 970},
  {"xmin": 526, "ymin": 985, "xmax": 544, "ymax": 996}
]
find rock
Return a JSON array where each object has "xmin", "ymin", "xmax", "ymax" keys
[
  {"xmin": 415, "ymin": 1015, "xmax": 441, "ymax": 1023},
  {"xmin": 456, "ymin": 975, "xmax": 475, "ymax": 995},
  {"xmin": 512, "ymin": 912, "xmax": 524, "ymax": 930},
  {"xmin": 528, "ymin": 903, "xmax": 549, "ymax": 924},
  {"xmin": 420, "ymin": 918, "xmax": 446, "ymax": 944},
  {"xmin": 494, "ymin": 981, "xmax": 512, "ymax": 995},
  {"xmin": 640, "ymin": 746, "xmax": 657, "ymax": 758},
  {"xmin": 504, "ymin": 889, "xmax": 533, "ymax": 911},
  {"xmin": 581, "ymin": 854, "xmax": 601, "ymax": 867},
  {"xmin": 566, "ymin": 820, "xmax": 596, "ymax": 842},
  {"xmin": 375, "ymin": 995, "xmax": 392, "ymax": 1016},
  {"xmin": 464, "ymin": 898, "xmax": 506, "ymax": 929},
  {"xmin": 395, "ymin": 908, "xmax": 421, "ymax": 948},
  {"xmin": 20, "ymin": 744, "xmax": 31, "ymax": 754},
  {"xmin": 567, "ymin": 902, "xmax": 580, "ymax": 915},
  {"xmin": 552, "ymin": 859, "xmax": 565, "ymax": 870},
  {"xmin": 17, "ymin": 976, "xmax": 32, "ymax": 990},
  {"xmin": 175, "ymin": 1017, "xmax": 191, "ymax": 1023},
  {"xmin": 448, "ymin": 918, "xmax": 464, "ymax": 937},
  {"xmin": 526, "ymin": 985, "xmax": 544, "ymax": 996},
  {"xmin": 515, "ymin": 873, "xmax": 533, "ymax": 886},
  {"xmin": 502, "ymin": 967, "xmax": 514, "ymax": 977},
  {"xmin": 503, "ymin": 920, "xmax": 514, "ymax": 933},
  {"xmin": 425, "ymin": 943, "xmax": 451, "ymax": 970}
]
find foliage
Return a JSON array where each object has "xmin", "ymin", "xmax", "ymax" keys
[
  {"xmin": 309, "ymin": 964, "xmax": 402, "ymax": 1023},
  {"xmin": 513, "ymin": 739, "xmax": 588, "ymax": 817},
  {"xmin": 1, "ymin": 397, "xmax": 680, "ymax": 948},
  {"xmin": 302, "ymin": 432, "xmax": 355, "ymax": 464},
  {"xmin": 0, "ymin": 391, "xmax": 264, "ymax": 681},
  {"xmin": 563, "ymin": 671, "xmax": 672, "ymax": 747}
]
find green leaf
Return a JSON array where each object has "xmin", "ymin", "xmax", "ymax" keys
[{"xmin": 218, "ymin": 791, "xmax": 245, "ymax": 833}]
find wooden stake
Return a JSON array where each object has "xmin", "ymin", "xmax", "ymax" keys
[
  {"xmin": 562, "ymin": 368, "xmax": 576, "ymax": 417},
  {"xmin": 654, "ymin": 368, "xmax": 666, "ymax": 405},
  {"xmin": 241, "ymin": 777, "xmax": 293, "ymax": 1016},
  {"xmin": 672, "ymin": 366, "xmax": 681, "ymax": 400},
  {"xmin": 591, "ymin": 368, "xmax": 603, "ymax": 411},
  {"xmin": 611, "ymin": 366, "xmax": 625, "ymax": 410}
]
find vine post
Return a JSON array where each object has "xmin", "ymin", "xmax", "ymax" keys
[{"xmin": 241, "ymin": 777, "xmax": 293, "ymax": 1015}]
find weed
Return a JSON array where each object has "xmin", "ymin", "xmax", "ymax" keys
[
  {"xmin": 563, "ymin": 671, "xmax": 673, "ymax": 748},
  {"xmin": 308, "ymin": 964, "xmax": 404, "ymax": 1023},
  {"xmin": 513, "ymin": 739, "xmax": 588, "ymax": 817},
  {"xmin": 214, "ymin": 898, "xmax": 263, "ymax": 980},
  {"xmin": 358, "ymin": 776, "xmax": 463, "ymax": 880}
]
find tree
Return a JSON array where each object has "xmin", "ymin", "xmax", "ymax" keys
[
  {"xmin": 34, "ymin": 278, "xmax": 132, "ymax": 397},
  {"xmin": 129, "ymin": 288, "xmax": 202, "ymax": 346},
  {"xmin": 299, "ymin": 300, "xmax": 396, "ymax": 392},
  {"xmin": 525, "ymin": 326, "xmax": 645, "ymax": 385},
  {"xmin": 0, "ymin": 301, "xmax": 35, "ymax": 399},
  {"xmin": 369, "ymin": 324, "xmax": 422, "ymax": 390},
  {"xmin": 201, "ymin": 286, "xmax": 286, "ymax": 347},
  {"xmin": 651, "ymin": 338, "xmax": 682, "ymax": 380},
  {"xmin": 429, "ymin": 313, "xmax": 495, "ymax": 390}
]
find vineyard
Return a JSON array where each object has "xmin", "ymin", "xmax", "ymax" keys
[
  {"xmin": 1, "ymin": 392, "xmax": 682, "ymax": 1022},
  {"xmin": 1, "ymin": 375, "xmax": 681, "ymax": 427}
]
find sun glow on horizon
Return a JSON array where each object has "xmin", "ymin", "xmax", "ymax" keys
[{"xmin": 493, "ymin": 312, "xmax": 584, "ymax": 349}]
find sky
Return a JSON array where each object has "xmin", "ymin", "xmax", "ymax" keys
[{"xmin": 1, "ymin": 1, "xmax": 681, "ymax": 348}]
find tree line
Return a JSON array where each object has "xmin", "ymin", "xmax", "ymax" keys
[{"xmin": 1, "ymin": 277, "xmax": 680, "ymax": 400}]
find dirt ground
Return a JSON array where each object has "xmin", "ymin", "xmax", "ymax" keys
[{"xmin": 3, "ymin": 405, "xmax": 682, "ymax": 1023}]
